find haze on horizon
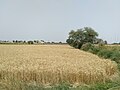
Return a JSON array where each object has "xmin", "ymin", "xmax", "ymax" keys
[{"xmin": 0, "ymin": 0, "xmax": 120, "ymax": 43}]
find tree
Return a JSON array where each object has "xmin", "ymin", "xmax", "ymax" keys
[
  {"xmin": 104, "ymin": 40, "xmax": 107, "ymax": 44},
  {"xmin": 15, "ymin": 40, "xmax": 18, "ymax": 43},
  {"xmin": 23, "ymin": 41, "xmax": 26, "ymax": 43},
  {"xmin": 66, "ymin": 27, "xmax": 98, "ymax": 49},
  {"xmin": 94, "ymin": 38, "xmax": 104, "ymax": 44},
  {"xmin": 28, "ymin": 41, "xmax": 34, "ymax": 44},
  {"xmin": 13, "ymin": 40, "xmax": 15, "ymax": 43}
]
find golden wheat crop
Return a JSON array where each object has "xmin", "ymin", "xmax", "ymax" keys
[{"xmin": 0, "ymin": 45, "xmax": 119, "ymax": 86}]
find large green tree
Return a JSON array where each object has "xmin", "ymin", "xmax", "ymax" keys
[{"xmin": 66, "ymin": 27, "xmax": 98, "ymax": 49}]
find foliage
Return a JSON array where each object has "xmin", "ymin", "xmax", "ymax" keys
[
  {"xmin": 81, "ymin": 44, "xmax": 120, "ymax": 64},
  {"xmin": 0, "ymin": 79, "xmax": 120, "ymax": 90},
  {"xmin": 97, "ymin": 49, "xmax": 113, "ymax": 59},
  {"xmin": 88, "ymin": 46, "xmax": 101, "ymax": 54},
  {"xmin": 80, "ymin": 44, "xmax": 101, "ymax": 55},
  {"xmin": 66, "ymin": 27, "xmax": 98, "ymax": 49},
  {"xmin": 96, "ymin": 48, "xmax": 120, "ymax": 64},
  {"xmin": 81, "ymin": 43, "xmax": 94, "ymax": 51},
  {"xmin": 28, "ymin": 41, "xmax": 34, "ymax": 44},
  {"xmin": 110, "ymin": 50, "xmax": 120, "ymax": 63}
]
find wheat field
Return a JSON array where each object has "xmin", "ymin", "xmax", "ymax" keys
[{"xmin": 0, "ymin": 45, "xmax": 119, "ymax": 86}]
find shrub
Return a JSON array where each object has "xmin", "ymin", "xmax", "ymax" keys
[
  {"xmin": 110, "ymin": 50, "xmax": 120, "ymax": 63},
  {"xmin": 28, "ymin": 41, "xmax": 34, "ymax": 44},
  {"xmin": 96, "ymin": 49, "xmax": 120, "ymax": 64},
  {"xmin": 88, "ymin": 46, "xmax": 101, "ymax": 54},
  {"xmin": 97, "ymin": 49, "xmax": 113, "ymax": 59},
  {"xmin": 81, "ymin": 43, "xmax": 94, "ymax": 51}
]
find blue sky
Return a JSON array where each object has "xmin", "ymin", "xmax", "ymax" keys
[{"xmin": 0, "ymin": 0, "xmax": 120, "ymax": 43}]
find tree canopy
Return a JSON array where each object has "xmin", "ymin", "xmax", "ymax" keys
[{"xmin": 66, "ymin": 27, "xmax": 98, "ymax": 49}]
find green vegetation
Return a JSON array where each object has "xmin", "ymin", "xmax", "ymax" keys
[
  {"xmin": 0, "ymin": 40, "xmax": 66, "ymax": 45},
  {"xmin": 66, "ymin": 27, "xmax": 99, "ymax": 49},
  {"xmin": 66, "ymin": 27, "xmax": 108, "ymax": 49},
  {"xmin": 82, "ymin": 44, "xmax": 120, "ymax": 63},
  {"xmin": 0, "ymin": 79, "xmax": 120, "ymax": 90}
]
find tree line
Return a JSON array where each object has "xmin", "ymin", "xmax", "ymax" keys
[{"xmin": 0, "ymin": 40, "xmax": 65, "ymax": 44}]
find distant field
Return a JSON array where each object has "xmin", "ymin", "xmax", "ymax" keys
[
  {"xmin": 0, "ymin": 45, "xmax": 119, "ymax": 87},
  {"xmin": 106, "ymin": 45, "xmax": 120, "ymax": 51}
]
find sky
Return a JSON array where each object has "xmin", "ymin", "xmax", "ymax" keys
[{"xmin": 0, "ymin": 0, "xmax": 120, "ymax": 43}]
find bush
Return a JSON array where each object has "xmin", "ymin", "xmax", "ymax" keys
[
  {"xmin": 97, "ymin": 49, "xmax": 113, "ymax": 59},
  {"xmin": 96, "ymin": 49, "xmax": 120, "ymax": 63},
  {"xmin": 28, "ymin": 41, "xmax": 34, "ymax": 44},
  {"xmin": 81, "ymin": 43, "xmax": 94, "ymax": 51},
  {"xmin": 81, "ymin": 43, "xmax": 120, "ymax": 64},
  {"xmin": 88, "ymin": 46, "xmax": 101, "ymax": 54},
  {"xmin": 110, "ymin": 50, "xmax": 120, "ymax": 63}
]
